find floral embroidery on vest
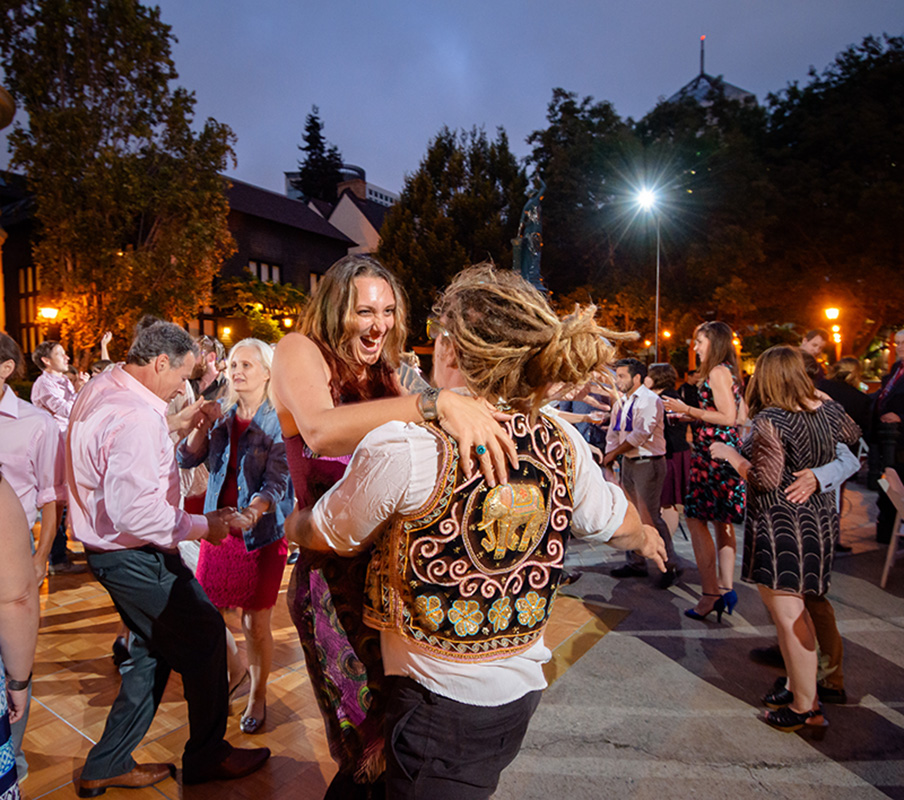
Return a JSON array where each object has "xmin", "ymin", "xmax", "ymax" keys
[{"xmin": 363, "ymin": 412, "xmax": 576, "ymax": 662}]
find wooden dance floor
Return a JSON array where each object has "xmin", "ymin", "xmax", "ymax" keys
[{"xmin": 21, "ymin": 548, "xmax": 626, "ymax": 800}]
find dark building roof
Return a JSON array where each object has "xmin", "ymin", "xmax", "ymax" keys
[
  {"xmin": 226, "ymin": 179, "xmax": 353, "ymax": 244},
  {"xmin": 666, "ymin": 72, "xmax": 756, "ymax": 106},
  {"xmin": 308, "ymin": 197, "xmax": 334, "ymax": 219}
]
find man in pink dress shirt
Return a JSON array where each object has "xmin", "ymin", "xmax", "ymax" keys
[
  {"xmin": 0, "ymin": 332, "xmax": 66, "ymax": 782},
  {"xmin": 67, "ymin": 319, "xmax": 269, "ymax": 796},
  {"xmin": 30, "ymin": 340, "xmax": 87, "ymax": 573}
]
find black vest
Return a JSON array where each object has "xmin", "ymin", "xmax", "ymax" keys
[{"xmin": 363, "ymin": 412, "xmax": 576, "ymax": 662}]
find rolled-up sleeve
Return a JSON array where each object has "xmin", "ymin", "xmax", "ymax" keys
[
  {"xmin": 34, "ymin": 419, "xmax": 66, "ymax": 506},
  {"xmin": 312, "ymin": 424, "xmax": 424, "ymax": 555}
]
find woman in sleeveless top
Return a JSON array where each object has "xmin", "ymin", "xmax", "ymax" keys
[
  {"xmin": 0, "ymin": 473, "xmax": 40, "ymax": 800},
  {"xmin": 271, "ymin": 255, "xmax": 516, "ymax": 798},
  {"xmin": 662, "ymin": 322, "xmax": 746, "ymax": 621}
]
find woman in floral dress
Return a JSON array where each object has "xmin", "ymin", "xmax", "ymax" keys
[{"xmin": 662, "ymin": 321, "xmax": 746, "ymax": 620}]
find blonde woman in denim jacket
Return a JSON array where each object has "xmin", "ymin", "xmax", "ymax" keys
[{"xmin": 179, "ymin": 339, "xmax": 291, "ymax": 735}]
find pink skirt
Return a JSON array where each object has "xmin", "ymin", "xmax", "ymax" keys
[{"xmin": 197, "ymin": 533, "xmax": 288, "ymax": 610}]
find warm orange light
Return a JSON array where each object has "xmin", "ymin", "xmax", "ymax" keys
[
  {"xmin": 663, "ymin": 330, "xmax": 672, "ymax": 339},
  {"xmin": 833, "ymin": 333, "xmax": 841, "ymax": 343},
  {"xmin": 732, "ymin": 337, "xmax": 741, "ymax": 347},
  {"xmin": 643, "ymin": 340, "xmax": 652, "ymax": 348},
  {"xmin": 825, "ymin": 307, "xmax": 840, "ymax": 320},
  {"xmin": 38, "ymin": 306, "xmax": 59, "ymax": 320},
  {"xmin": 222, "ymin": 327, "xmax": 232, "ymax": 337},
  {"xmin": 282, "ymin": 317, "xmax": 293, "ymax": 328},
  {"xmin": 831, "ymin": 325, "xmax": 840, "ymax": 332}
]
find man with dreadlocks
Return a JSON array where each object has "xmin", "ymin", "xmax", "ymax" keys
[{"xmin": 286, "ymin": 264, "xmax": 665, "ymax": 799}]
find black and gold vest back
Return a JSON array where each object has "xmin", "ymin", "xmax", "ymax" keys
[{"xmin": 363, "ymin": 412, "xmax": 576, "ymax": 662}]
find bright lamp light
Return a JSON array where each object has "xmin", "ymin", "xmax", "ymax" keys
[{"xmin": 637, "ymin": 189, "xmax": 657, "ymax": 210}]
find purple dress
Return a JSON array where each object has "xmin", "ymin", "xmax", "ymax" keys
[{"xmin": 285, "ymin": 434, "xmax": 386, "ymax": 784}]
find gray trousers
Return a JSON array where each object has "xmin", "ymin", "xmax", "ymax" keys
[
  {"xmin": 82, "ymin": 547, "xmax": 230, "ymax": 780},
  {"xmin": 621, "ymin": 457, "xmax": 677, "ymax": 569}
]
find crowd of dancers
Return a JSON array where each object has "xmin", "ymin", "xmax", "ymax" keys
[{"xmin": 0, "ymin": 254, "xmax": 896, "ymax": 800}]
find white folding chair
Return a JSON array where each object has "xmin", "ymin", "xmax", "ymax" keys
[{"xmin": 878, "ymin": 470, "xmax": 904, "ymax": 588}]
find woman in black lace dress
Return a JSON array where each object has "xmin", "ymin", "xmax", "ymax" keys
[{"xmin": 712, "ymin": 346, "xmax": 860, "ymax": 735}]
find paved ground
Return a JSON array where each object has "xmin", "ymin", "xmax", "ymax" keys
[{"xmin": 496, "ymin": 481, "xmax": 904, "ymax": 800}]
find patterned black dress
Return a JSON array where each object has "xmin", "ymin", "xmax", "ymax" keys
[
  {"xmin": 741, "ymin": 403, "xmax": 861, "ymax": 595},
  {"xmin": 683, "ymin": 366, "xmax": 747, "ymax": 523}
]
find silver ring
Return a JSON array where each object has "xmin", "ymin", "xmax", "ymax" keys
[{"xmin": 475, "ymin": 444, "xmax": 488, "ymax": 456}]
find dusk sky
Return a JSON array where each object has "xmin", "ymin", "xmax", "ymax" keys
[{"xmin": 2, "ymin": 1, "xmax": 902, "ymax": 196}]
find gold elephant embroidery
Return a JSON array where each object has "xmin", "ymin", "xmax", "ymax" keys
[{"xmin": 477, "ymin": 483, "xmax": 546, "ymax": 560}]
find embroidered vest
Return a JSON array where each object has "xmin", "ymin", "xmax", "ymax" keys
[{"xmin": 363, "ymin": 412, "xmax": 576, "ymax": 662}]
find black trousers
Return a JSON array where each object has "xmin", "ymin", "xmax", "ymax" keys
[
  {"xmin": 384, "ymin": 676, "xmax": 542, "ymax": 800},
  {"xmin": 82, "ymin": 548, "xmax": 230, "ymax": 780}
]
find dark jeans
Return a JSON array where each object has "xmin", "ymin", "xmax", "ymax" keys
[
  {"xmin": 49, "ymin": 503, "xmax": 68, "ymax": 566},
  {"xmin": 385, "ymin": 676, "xmax": 542, "ymax": 800},
  {"xmin": 82, "ymin": 547, "xmax": 230, "ymax": 780}
]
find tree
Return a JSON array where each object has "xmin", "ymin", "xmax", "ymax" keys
[
  {"xmin": 0, "ymin": 0, "xmax": 236, "ymax": 353},
  {"xmin": 213, "ymin": 270, "xmax": 307, "ymax": 343},
  {"xmin": 378, "ymin": 126, "xmax": 527, "ymax": 339},
  {"xmin": 526, "ymin": 89, "xmax": 637, "ymax": 294},
  {"xmin": 294, "ymin": 105, "xmax": 344, "ymax": 203},
  {"xmin": 763, "ymin": 34, "xmax": 904, "ymax": 353}
]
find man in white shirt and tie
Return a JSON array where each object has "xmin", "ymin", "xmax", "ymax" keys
[{"xmin": 604, "ymin": 358, "xmax": 680, "ymax": 588}]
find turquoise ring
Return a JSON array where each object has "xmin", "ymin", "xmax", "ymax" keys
[{"xmin": 475, "ymin": 444, "xmax": 488, "ymax": 456}]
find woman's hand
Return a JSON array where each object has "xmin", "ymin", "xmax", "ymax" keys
[
  {"xmin": 225, "ymin": 506, "xmax": 262, "ymax": 533},
  {"xmin": 436, "ymin": 391, "xmax": 518, "ymax": 487},
  {"xmin": 709, "ymin": 442, "xmax": 736, "ymax": 462},
  {"xmin": 661, "ymin": 395, "xmax": 691, "ymax": 418}
]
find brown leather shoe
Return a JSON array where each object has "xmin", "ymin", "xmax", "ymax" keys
[
  {"xmin": 182, "ymin": 746, "xmax": 270, "ymax": 784},
  {"xmin": 77, "ymin": 763, "xmax": 175, "ymax": 797}
]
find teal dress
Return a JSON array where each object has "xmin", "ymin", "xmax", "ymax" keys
[{"xmin": 0, "ymin": 656, "xmax": 22, "ymax": 800}]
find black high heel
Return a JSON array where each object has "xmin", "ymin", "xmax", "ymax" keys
[
  {"xmin": 684, "ymin": 593, "xmax": 726, "ymax": 623},
  {"xmin": 764, "ymin": 704, "xmax": 828, "ymax": 739}
]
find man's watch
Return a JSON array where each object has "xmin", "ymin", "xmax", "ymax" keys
[{"xmin": 418, "ymin": 387, "xmax": 442, "ymax": 421}]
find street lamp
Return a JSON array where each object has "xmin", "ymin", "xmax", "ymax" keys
[
  {"xmin": 637, "ymin": 188, "xmax": 661, "ymax": 360},
  {"xmin": 825, "ymin": 307, "xmax": 841, "ymax": 360}
]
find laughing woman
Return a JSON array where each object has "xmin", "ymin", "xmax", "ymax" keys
[{"xmin": 271, "ymin": 255, "xmax": 515, "ymax": 798}]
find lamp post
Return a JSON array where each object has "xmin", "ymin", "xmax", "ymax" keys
[
  {"xmin": 825, "ymin": 307, "xmax": 841, "ymax": 361},
  {"xmin": 637, "ymin": 189, "xmax": 661, "ymax": 361}
]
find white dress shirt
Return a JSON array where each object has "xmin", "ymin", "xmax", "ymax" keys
[
  {"xmin": 67, "ymin": 365, "xmax": 207, "ymax": 552},
  {"xmin": 0, "ymin": 386, "xmax": 66, "ymax": 528},
  {"xmin": 605, "ymin": 384, "xmax": 666, "ymax": 458},
  {"xmin": 311, "ymin": 410, "xmax": 629, "ymax": 706}
]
